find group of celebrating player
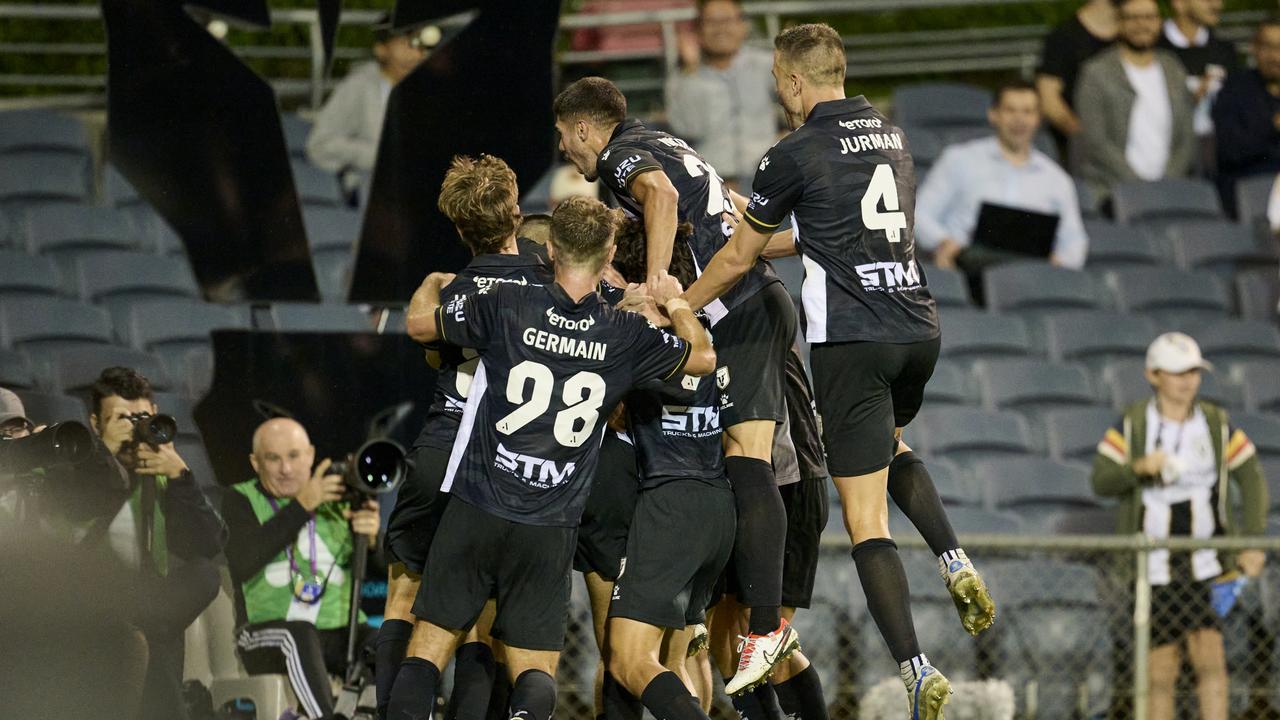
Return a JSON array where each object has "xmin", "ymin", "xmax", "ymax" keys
[{"xmin": 373, "ymin": 23, "xmax": 997, "ymax": 720}]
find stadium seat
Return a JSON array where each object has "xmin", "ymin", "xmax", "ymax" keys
[
  {"xmin": 771, "ymin": 255, "xmax": 804, "ymax": 299},
  {"xmin": 918, "ymin": 457, "xmax": 980, "ymax": 506},
  {"xmin": 104, "ymin": 165, "xmax": 143, "ymax": 208},
  {"xmin": 903, "ymin": 126, "xmax": 944, "ymax": 167},
  {"xmin": 152, "ymin": 392, "xmax": 201, "ymax": 441},
  {"xmin": 183, "ymin": 347, "xmax": 215, "ymax": 399},
  {"xmin": 936, "ymin": 309, "xmax": 1034, "ymax": 364},
  {"xmin": 128, "ymin": 207, "xmax": 185, "ymax": 255},
  {"xmin": 19, "ymin": 204, "xmax": 139, "ymax": 259},
  {"xmin": 983, "ymin": 262, "xmax": 1104, "ymax": 316},
  {"xmin": 120, "ymin": 300, "xmax": 247, "ymax": 363},
  {"xmin": 922, "ymin": 263, "xmax": 970, "ymax": 307},
  {"xmin": 1076, "ymin": 177, "xmax": 1101, "ymax": 218},
  {"xmin": 1235, "ymin": 269, "xmax": 1279, "ymax": 321},
  {"xmin": 972, "ymin": 359, "xmax": 1098, "ymax": 425},
  {"xmin": 985, "ymin": 558, "xmax": 1100, "ymax": 607},
  {"xmin": 0, "ymin": 348, "xmax": 35, "ymax": 389},
  {"xmin": 40, "ymin": 347, "xmax": 172, "ymax": 396},
  {"xmin": 1103, "ymin": 358, "xmax": 1243, "ymax": 410},
  {"xmin": 1237, "ymin": 361, "xmax": 1280, "ymax": 413},
  {"xmin": 1045, "ymin": 406, "xmax": 1121, "ymax": 462},
  {"xmin": 891, "ymin": 82, "xmax": 992, "ymax": 128},
  {"xmin": 302, "ymin": 206, "xmax": 362, "ymax": 254},
  {"xmin": 281, "ymin": 113, "xmax": 312, "ymax": 159},
  {"xmin": 1106, "ymin": 267, "xmax": 1232, "ymax": 325},
  {"xmin": 1082, "ymin": 219, "xmax": 1163, "ymax": 268},
  {"xmin": 921, "ymin": 359, "xmax": 972, "ymax": 405},
  {"xmin": 1166, "ymin": 220, "xmax": 1278, "ymax": 277},
  {"xmin": 14, "ymin": 390, "xmax": 89, "ymax": 425},
  {"xmin": 1111, "ymin": 177, "xmax": 1223, "ymax": 227},
  {"xmin": 0, "ymin": 298, "xmax": 114, "ymax": 353},
  {"xmin": 1053, "ymin": 505, "xmax": 1116, "ymax": 534},
  {"xmin": 0, "ymin": 153, "xmax": 91, "ymax": 204},
  {"xmin": 1234, "ymin": 173, "xmax": 1275, "ymax": 223},
  {"xmin": 932, "ymin": 505, "xmax": 1024, "ymax": 535},
  {"xmin": 72, "ymin": 251, "xmax": 200, "ymax": 313},
  {"xmin": 913, "ymin": 406, "xmax": 1035, "ymax": 463},
  {"xmin": 313, "ymin": 253, "xmax": 350, "ymax": 302},
  {"xmin": 0, "ymin": 109, "xmax": 89, "ymax": 157},
  {"xmin": 264, "ymin": 303, "xmax": 375, "ymax": 332},
  {"xmin": 0, "ymin": 251, "xmax": 63, "ymax": 300},
  {"xmin": 1185, "ymin": 319, "xmax": 1280, "ymax": 368},
  {"xmin": 971, "ymin": 456, "xmax": 1098, "ymax": 512},
  {"xmin": 1042, "ymin": 311, "xmax": 1157, "ymax": 369},
  {"xmin": 291, "ymin": 160, "xmax": 343, "ymax": 207},
  {"xmin": 1234, "ymin": 413, "xmax": 1280, "ymax": 464}
]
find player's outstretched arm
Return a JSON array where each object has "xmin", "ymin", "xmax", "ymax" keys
[
  {"xmin": 680, "ymin": 220, "xmax": 773, "ymax": 311},
  {"xmin": 652, "ymin": 272, "xmax": 715, "ymax": 377},
  {"xmin": 630, "ymin": 170, "xmax": 681, "ymax": 287},
  {"xmin": 405, "ymin": 272, "xmax": 457, "ymax": 344}
]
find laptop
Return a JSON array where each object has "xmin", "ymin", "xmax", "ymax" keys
[{"xmin": 971, "ymin": 202, "xmax": 1060, "ymax": 258}]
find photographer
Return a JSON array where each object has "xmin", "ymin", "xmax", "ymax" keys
[
  {"xmin": 88, "ymin": 367, "xmax": 227, "ymax": 720},
  {"xmin": 224, "ymin": 417, "xmax": 380, "ymax": 720}
]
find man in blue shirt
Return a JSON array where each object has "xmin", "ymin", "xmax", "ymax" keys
[{"xmin": 916, "ymin": 80, "xmax": 1090, "ymax": 273}]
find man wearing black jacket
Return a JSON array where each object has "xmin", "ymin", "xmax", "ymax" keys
[{"xmin": 1213, "ymin": 16, "xmax": 1280, "ymax": 212}]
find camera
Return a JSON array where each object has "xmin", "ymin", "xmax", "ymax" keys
[
  {"xmin": 0, "ymin": 422, "xmax": 95, "ymax": 476},
  {"xmin": 124, "ymin": 413, "xmax": 177, "ymax": 447},
  {"xmin": 329, "ymin": 438, "xmax": 407, "ymax": 501}
]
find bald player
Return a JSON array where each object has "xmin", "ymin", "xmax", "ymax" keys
[{"xmin": 222, "ymin": 418, "xmax": 381, "ymax": 720}]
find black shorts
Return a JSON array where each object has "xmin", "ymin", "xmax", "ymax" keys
[
  {"xmin": 384, "ymin": 445, "xmax": 452, "ymax": 574},
  {"xmin": 713, "ymin": 281, "xmax": 797, "ymax": 427},
  {"xmin": 783, "ymin": 344, "xmax": 828, "ymax": 481},
  {"xmin": 414, "ymin": 499, "xmax": 576, "ymax": 651},
  {"xmin": 810, "ymin": 337, "xmax": 940, "ymax": 476},
  {"xmin": 573, "ymin": 432, "xmax": 639, "ymax": 581},
  {"xmin": 1151, "ymin": 573, "xmax": 1220, "ymax": 647},
  {"xmin": 609, "ymin": 480, "xmax": 736, "ymax": 629},
  {"xmin": 779, "ymin": 473, "xmax": 829, "ymax": 609}
]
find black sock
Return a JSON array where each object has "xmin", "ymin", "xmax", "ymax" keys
[
  {"xmin": 852, "ymin": 538, "xmax": 921, "ymax": 663},
  {"xmin": 509, "ymin": 669, "xmax": 557, "ymax": 720},
  {"xmin": 486, "ymin": 663, "xmax": 513, "ymax": 720},
  {"xmin": 375, "ymin": 620, "xmax": 414, "ymax": 720},
  {"xmin": 887, "ymin": 452, "xmax": 959, "ymax": 557},
  {"xmin": 387, "ymin": 657, "xmax": 441, "ymax": 720},
  {"xmin": 771, "ymin": 666, "xmax": 827, "ymax": 720},
  {"xmin": 446, "ymin": 642, "xmax": 497, "ymax": 720},
  {"xmin": 602, "ymin": 670, "xmax": 643, "ymax": 720},
  {"xmin": 640, "ymin": 671, "xmax": 710, "ymax": 720},
  {"xmin": 726, "ymin": 456, "xmax": 786, "ymax": 636},
  {"xmin": 729, "ymin": 681, "xmax": 780, "ymax": 720}
]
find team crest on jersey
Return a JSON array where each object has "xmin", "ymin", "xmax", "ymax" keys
[
  {"xmin": 601, "ymin": 149, "xmax": 611, "ymax": 161},
  {"xmin": 716, "ymin": 366, "xmax": 730, "ymax": 390},
  {"xmin": 758, "ymin": 156, "xmax": 770, "ymax": 172}
]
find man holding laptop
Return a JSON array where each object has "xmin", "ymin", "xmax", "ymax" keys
[{"xmin": 916, "ymin": 79, "xmax": 1090, "ymax": 286}]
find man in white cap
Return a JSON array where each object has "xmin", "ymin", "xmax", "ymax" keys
[
  {"xmin": 1092, "ymin": 332, "xmax": 1269, "ymax": 720},
  {"xmin": 0, "ymin": 388, "xmax": 34, "ymax": 440}
]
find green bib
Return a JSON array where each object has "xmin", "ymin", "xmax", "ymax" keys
[{"xmin": 232, "ymin": 480, "xmax": 364, "ymax": 629}]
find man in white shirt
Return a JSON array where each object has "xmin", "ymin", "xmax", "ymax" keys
[
  {"xmin": 1075, "ymin": 0, "xmax": 1195, "ymax": 203},
  {"xmin": 916, "ymin": 80, "xmax": 1090, "ymax": 272}
]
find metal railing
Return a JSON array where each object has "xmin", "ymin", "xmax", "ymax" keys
[{"xmin": 1, "ymin": 1, "xmax": 1268, "ymax": 110}]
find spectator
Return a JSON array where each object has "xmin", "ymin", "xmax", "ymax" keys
[
  {"xmin": 224, "ymin": 417, "xmax": 380, "ymax": 720},
  {"xmin": 916, "ymin": 80, "xmax": 1089, "ymax": 278},
  {"xmin": 664, "ymin": 0, "xmax": 780, "ymax": 188},
  {"xmin": 1091, "ymin": 333, "xmax": 1268, "ymax": 720},
  {"xmin": 1159, "ymin": 0, "xmax": 1239, "ymax": 169},
  {"xmin": 1075, "ymin": 0, "xmax": 1195, "ymax": 204},
  {"xmin": 1212, "ymin": 16, "xmax": 1280, "ymax": 214},
  {"xmin": 88, "ymin": 367, "xmax": 227, "ymax": 720},
  {"xmin": 1036, "ymin": 0, "xmax": 1117, "ymax": 150},
  {"xmin": 305, "ymin": 15, "xmax": 433, "ymax": 193}
]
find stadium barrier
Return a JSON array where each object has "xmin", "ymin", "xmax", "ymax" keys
[{"xmin": 540, "ymin": 532, "xmax": 1280, "ymax": 720}]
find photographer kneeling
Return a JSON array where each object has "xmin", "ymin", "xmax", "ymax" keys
[{"xmin": 224, "ymin": 417, "xmax": 380, "ymax": 720}]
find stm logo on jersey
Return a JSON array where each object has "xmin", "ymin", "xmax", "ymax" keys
[
  {"xmin": 615, "ymin": 155, "xmax": 642, "ymax": 182},
  {"xmin": 855, "ymin": 260, "xmax": 922, "ymax": 290},
  {"xmin": 661, "ymin": 405, "xmax": 720, "ymax": 436},
  {"xmin": 495, "ymin": 443, "xmax": 577, "ymax": 488},
  {"xmin": 545, "ymin": 307, "xmax": 596, "ymax": 331}
]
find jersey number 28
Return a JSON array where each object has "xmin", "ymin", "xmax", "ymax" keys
[
  {"xmin": 861, "ymin": 164, "xmax": 906, "ymax": 243},
  {"xmin": 496, "ymin": 360, "xmax": 606, "ymax": 448}
]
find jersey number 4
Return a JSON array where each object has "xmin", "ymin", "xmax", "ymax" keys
[
  {"xmin": 861, "ymin": 164, "xmax": 907, "ymax": 243},
  {"xmin": 496, "ymin": 360, "xmax": 606, "ymax": 448}
]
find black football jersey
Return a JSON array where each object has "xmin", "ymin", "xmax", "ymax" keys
[
  {"xmin": 627, "ymin": 371, "xmax": 727, "ymax": 490},
  {"xmin": 435, "ymin": 282, "xmax": 692, "ymax": 527},
  {"xmin": 597, "ymin": 119, "xmax": 776, "ymax": 324},
  {"xmin": 413, "ymin": 251, "xmax": 552, "ymax": 451},
  {"xmin": 744, "ymin": 97, "xmax": 939, "ymax": 344}
]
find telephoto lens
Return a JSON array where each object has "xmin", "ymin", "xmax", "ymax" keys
[
  {"xmin": 330, "ymin": 439, "xmax": 406, "ymax": 500},
  {"xmin": 128, "ymin": 414, "xmax": 178, "ymax": 446},
  {"xmin": 0, "ymin": 422, "xmax": 94, "ymax": 475}
]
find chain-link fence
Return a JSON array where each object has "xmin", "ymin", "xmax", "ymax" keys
[{"xmin": 548, "ymin": 533, "xmax": 1280, "ymax": 720}]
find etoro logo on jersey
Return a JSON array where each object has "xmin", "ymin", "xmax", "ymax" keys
[{"xmin": 495, "ymin": 442, "xmax": 577, "ymax": 489}]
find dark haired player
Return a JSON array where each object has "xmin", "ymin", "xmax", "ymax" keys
[
  {"xmin": 554, "ymin": 76, "xmax": 801, "ymax": 695},
  {"xmin": 386, "ymin": 196, "xmax": 715, "ymax": 720},
  {"xmin": 666, "ymin": 23, "xmax": 997, "ymax": 720}
]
